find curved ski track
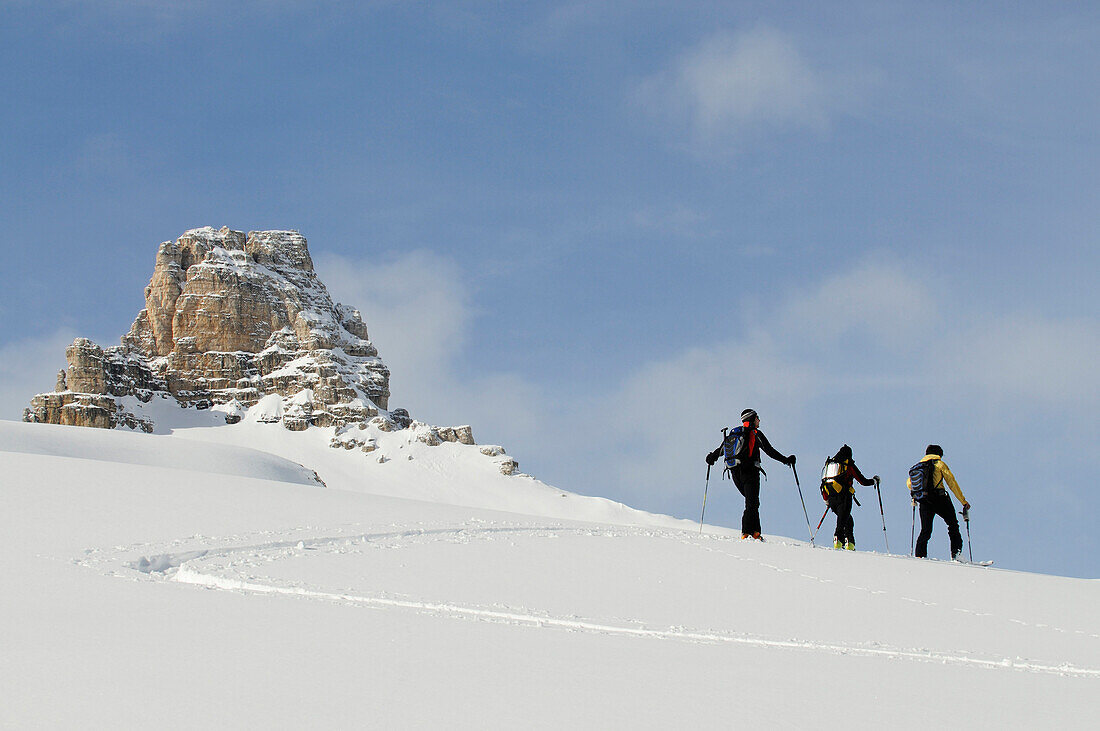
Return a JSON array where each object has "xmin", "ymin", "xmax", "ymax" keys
[{"xmin": 76, "ymin": 522, "xmax": 1100, "ymax": 680}]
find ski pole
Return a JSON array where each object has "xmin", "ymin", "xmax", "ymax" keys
[
  {"xmin": 699, "ymin": 463, "xmax": 712, "ymax": 533},
  {"xmin": 910, "ymin": 502, "xmax": 916, "ymax": 556},
  {"xmin": 960, "ymin": 507, "xmax": 973, "ymax": 562},
  {"xmin": 874, "ymin": 477, "xmax": 889, "ymax": 553},
  {"xmin": 811, "ymin": 505, "xmax": 829, "ymax": 541},
  {"xmin": 791, "ymin": 462, "xmax": 814, "ymax": 546}
]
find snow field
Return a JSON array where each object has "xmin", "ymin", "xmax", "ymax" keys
[
  {"xmin": 2, "ymin": 419, "xmax": 1098, "ymax": 728},
  {"xmin": 125, "ymin": 524, "xmax": 1098, "ymax": 677},
  {"xmin": 1, "ymin": 419, "xmax": 323, "ymax": 486}
]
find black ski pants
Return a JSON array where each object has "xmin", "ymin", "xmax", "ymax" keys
[
  {"xmin": 732, "ymin": 465, "xmax": 761, "ymax": 536},
  {"xmin": 915, "ymin": 489, "xmax": 963, "ymax": 559},
  {"xmin": 829, "ymin": 491, "xmax": 854, "ymax": 544}
]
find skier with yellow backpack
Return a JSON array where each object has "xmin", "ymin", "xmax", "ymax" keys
[{"xmin": 820, "ymin": 445, "xmax": 879, "ymax": 550}]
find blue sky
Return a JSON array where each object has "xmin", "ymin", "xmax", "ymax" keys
[{"xmin": 1, "ymin": 1, "xmax": 1097, "ymax": 576}]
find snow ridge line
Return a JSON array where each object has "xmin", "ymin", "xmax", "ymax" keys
[{"xmin": 173, "ymin": 566, "xmax": 1100, "ymax": 680}]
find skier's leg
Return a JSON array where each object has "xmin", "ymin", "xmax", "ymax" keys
[
  {"xmin": 827, "ymin": 493, "xmax": 843, "ymax": 547},
  {"xmin": 935, "ymin": 493, "xmax": 963, "ymax": 558},
  {"xmin": 740, "ymin": 467, "xmax": 762, "ymax": 536},
  {"xmin": 732, "ymin": 468, "xmax": 751, "ymax": 535},
  {"xmin": 843, "ymin": 492, "xmax": 855, "ymax": 545},
  {"xmin": 830, "ymin": 494, "xmax": 844, "ymax": 540},
  {"xmin": 835, "ymin": 492, "xmax": 853, "ymax": 544},
  {"xmin": 915, "ymin": 500, "xmax": 935, "ymax": 558}
]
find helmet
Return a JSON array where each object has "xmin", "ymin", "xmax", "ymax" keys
[{"xmin": 741, "ymin": 409, "xmax": 758, "ymax": 423}]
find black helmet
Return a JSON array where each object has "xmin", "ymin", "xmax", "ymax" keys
[
  {"xmin": 926, "ymin": 444, "xmax": 944, "ymax": 457},
  {"xmin": 834, "ymin": 444, "xmax": 852, "ymax": 462},
  {"xmin": 741, "ymin": 409, "xmax": 758, "ymax": 423}
]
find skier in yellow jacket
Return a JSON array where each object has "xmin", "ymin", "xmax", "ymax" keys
[{"xmin": 907, "ymin": 445, "xmax": 970, "ymax": 559}]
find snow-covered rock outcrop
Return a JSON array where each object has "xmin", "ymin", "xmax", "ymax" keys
[
  {"xmin": 25, "ymin": 227, "xmax": 389, "ymax": 430},
  {"xmin": 22, "ymin": 227, "xmax": 501, "ymax": 466}
]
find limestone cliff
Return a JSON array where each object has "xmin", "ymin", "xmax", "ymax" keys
[
  {"xmin": 23, "ymin": 226, "xmax": 518, "ymax": 471},
  {"xmin": 26, "ymin": 227, "xmax": 407, "ymax": 435}
]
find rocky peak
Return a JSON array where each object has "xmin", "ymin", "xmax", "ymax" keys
[
  {"xmin": 26, "ymin": 227, "xmax": 389, "ymax": 430},
  {"xmin": 23, "ymin": 227, "xmax": 521, "ymax": 473},
  {"xmin": 19, "ymin": 225, "xmax": 521, "ymax": 477},
  {"xmin": 125, "ymin": 226, "xmax": 332, "ymax": 356}
]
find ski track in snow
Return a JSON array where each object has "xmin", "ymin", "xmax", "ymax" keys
[
  {"xmin": 688, "ymin": 536, "xmax": 1100, "ymax": 640},
  {"xmin": 70, "ymin": 522, "xmax": 1100, "ymax": 680}
]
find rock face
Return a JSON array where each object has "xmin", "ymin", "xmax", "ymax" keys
[
  {"xmin": 25, "ymin": 227, "xmax": 390, "ymax": 431},
  {"xmin": 22, "ymin": 226, "xmax": 519, "ymax": 475}
]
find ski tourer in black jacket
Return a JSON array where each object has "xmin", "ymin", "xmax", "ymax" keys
[{"xmin": 706, "ymin": 418, "xmax": 794, "ymax": 539}]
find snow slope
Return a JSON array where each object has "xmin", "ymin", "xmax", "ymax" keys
[
  {"xmin": 1, "ymin": 418, "xmax": 1098, "ymax": 729},
  {"xmin": 1, "ymin": 420, "xmax": 324, "ymax": 487},
  {"xmin": 123, "ymin": 394, "xmax": 696, "ymax": 529}
]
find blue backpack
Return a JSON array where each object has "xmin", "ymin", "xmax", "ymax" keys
[{"xmin": 908, "ymin": 459, "xmax": 939, "ymax": 500}]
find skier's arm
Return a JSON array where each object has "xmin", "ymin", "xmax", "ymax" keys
[
  {"xmin": 937, "ymin": 461, "xmax": 968, "ymax": 506},
  {"xmin": 757, "ymin": 431, "xmax": 792, "ymax": 464},
  {"xmin": 850, "ymin": 462, "xmax": 875, "ymax": 487},
  {"xmin": 706, "ymin": 443, "xmax": 723, "ymax": 466}
]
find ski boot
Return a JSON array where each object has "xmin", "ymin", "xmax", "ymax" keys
[
  {"xmin": 845, "ymin": 540, "xmax": 856, "ymax": 551},
  {"xmin": 834, "ymin": 539, "xmax": 843, "ymax": 549}
]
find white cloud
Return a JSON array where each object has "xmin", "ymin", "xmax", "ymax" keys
[
  {"xmin": 313, "ymin": 251, "xmax": 548, "ymax": 448},
  {"xmin": 770, "ymin": 258, "xmax": 1099, "ymax": 417},
  {"xmin": 777, "ymin": 259, "xmax": 938, "ymax": 351},
  {"xmin": 941, "ymin": 315, "xmax": 1100, "ymax": 411},
  {"xmin": 637, "ymin": 27, "xmax": 833, "ymax": 149},
  {"xmin": 0, "ymin": 329, "xmax": 77, "ymax": 421},
  {"xmin": 315, "ymin": 250, "xmax": 470, "ymax": 390}
]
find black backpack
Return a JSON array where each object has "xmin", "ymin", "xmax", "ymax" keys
[
  {"xmin": 722, "ymin": 426, "xmax": 753, "ymax": 468},
  {"xmin": 908, "ymin": 459, "xmax": 939, "ymax": 501}
]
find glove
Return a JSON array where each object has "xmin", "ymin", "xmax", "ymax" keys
[
  {"xmin": 873, "ymin": 475, "xmax": 881, "ymax": 485},
  {"xmin": 787, "ymin": 455, "xmax": 796, "ymax": 466},
  {"xmin": 706, "ymin": 452, "xmax": 718, "ymax": 466}
]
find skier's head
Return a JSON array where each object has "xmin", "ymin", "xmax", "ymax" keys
[
  {"xmin": 925, "ymin": 444, "xmax": 944, "ymax": 457},
  {"xmin": 741, "ymin": 408, "xmax": 758, "ymax": 426},
  {"xmin": 835, "ymin": 444, "xmax": 852, "ymax": 462}
]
